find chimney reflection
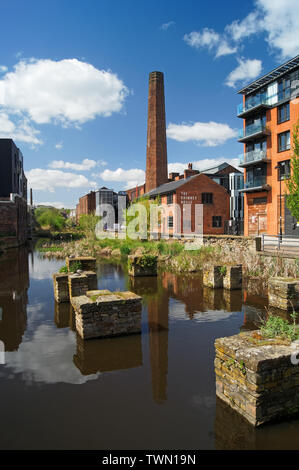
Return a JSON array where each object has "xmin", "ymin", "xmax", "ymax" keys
[
  {"xmin": 0, "ymin": 248, "xmax": 29, "ymax": 351},
  {"xmin": 73, "ymin": 333, "xmax": 142, "ymax": 375},
  {"xmin": 147, "ymin": 280, "xmax": 169, "ymax": 405}
]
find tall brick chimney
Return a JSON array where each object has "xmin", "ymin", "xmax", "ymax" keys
[{"xmin": 145, "ymin": 71, "xmax": 168, "ymax": 193}]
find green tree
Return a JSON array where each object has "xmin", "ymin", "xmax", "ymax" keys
[
  {"xmin": 286, "ymin": 122, "xmax": 299, "ymax": 221},
  {"xmin": 125, "ymin": 196, "xmax": 161, "ymax": 239},
  {"xmin": 79, "ymin": 213, "xmax": 100, "ymax": 240},
  {"xmin": 35, "ymin": 207, "xmax": 66, "ymax": 231}
]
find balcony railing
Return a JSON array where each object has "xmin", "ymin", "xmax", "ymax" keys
[
  {"xmin": 237, "ymin": 94, "xmax": 269, "ymax": 116},
  {"xmin": 239, "ymin": 149, "xmax": 269, "ymax": 167},
  {"xmin": 238, "ymin": 122, "xmax": 270, "ymax": 141},
  {"xmin": 244, "ymin": 176, "xmax": 267, "ymax": 190}
]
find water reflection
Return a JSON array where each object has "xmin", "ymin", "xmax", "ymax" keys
[
  {"xmin": 0, "ymin": 248, "xmax": 29, "ymax": 351},
  {"xmin": 73, "ymin": 333, "xmax": 142, "ymax": 375},
  {"xmin": 2, "ymin": 249, "xmax": 298, "ymax": 449}
]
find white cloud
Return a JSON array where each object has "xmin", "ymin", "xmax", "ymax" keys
[
  {"xmin": 225, "ymin": 11, "xmax": 262, "ymax": 42},
  {"xmin": 215, "ymin": 41, "xmax": 238, "ymax": 58},
  {"xmin": 35, "ymin": 202, "xmax": 74, "ymax": 210},
  {"xmin": 0, "ymin": 58, "xmax": 129, "ymax": 126},
  {"xmin": 225, "ymin": 57, "xmax": 262, "ymax": 88},
  {"xmin": 49, "ymin": 158, "xmax": 97, "ymax": 171},
  {"xmin": 27, "ymin": 168, "xmax": 96, "ymax": 192},
  {"xmin": 184, "ymin": 28, "xmax": 220, "ymax": 51},
  {"xmin": 257, "ymin": 0, "xmax": 299, "ymax": 59},
  {"xmin": 55, "ymin": 141, "xmax": 63, "ymax": 150},
  {"xmin": 0, "ymin": 111, "xmax": 42, "ymax": 145},
  {"xmin": 0, "ymin": 65, "xmax": 7, "ymax": 73},
  {"xmin": 167, "ymin": 121, "xmax": 237, "ymax": 146},
  {"xmin": 168, "ymin": 158, "xmax": 241, "ymax": 175},
  {"xmin": 99, "ymin": 168, "xmax": 145, "ymax": 189},
  {"xmin": 160, "ymin": 21, "xmax": 175, "ymax": 31},
  {"xmin": 184, "ymin": 28, "xmax": 237, "ymax": 58}
]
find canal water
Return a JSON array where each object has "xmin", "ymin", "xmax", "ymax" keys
[{"xmin": 0, "ymin": 246, "xmax": 299, "ymax": 450}]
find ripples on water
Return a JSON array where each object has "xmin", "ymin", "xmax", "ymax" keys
[{"xmin": 0, "ymin": 246, "xmax": 298, "ymax": 450}]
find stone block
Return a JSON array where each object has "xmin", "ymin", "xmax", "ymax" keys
[
  {"xmin": 84, "ymin": 271, "xmax": 98, "ymax": 291},
  {"xmin": 68, "ymin": 274, "xmax": 89, "ymax": 298},
  {"xmin": 215, "ymin": 331, "xmax": 299, "ymax": 426},
  {"xmin": 66, "ymin": 256, "xmax": 96, "ymax": 272},
  {"xmin": 71, "ymin": 289, "xmax": 142, "ymax": 339},
  {"xmin": 268, "ymin": 277, "xmax": 299, "ymax": 311},
  {"xmin": 203, "ymin": 265, "xmax": 224, "ymax": 288},
  {"xmin": 128, "ymin": 255, "xmax": 158, "ymax": 277},
  {"xmin": 223, "ymin": 265, "xmax": 242, "ymax": 290},
  {"xmin": 53, "ymin": 273, "xmax": 69, "ymax": 303}
]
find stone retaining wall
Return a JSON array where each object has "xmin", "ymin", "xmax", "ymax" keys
[
  {"xmin": 71, "ymin": 289, "xmax": 142, "ymax": 339},
  {"xmin": 66, "ymin": 256, "xmax": 96, "ymax": 272},
  {"xmin": 215, "ymin": 331, "xmax": 299, "ymax": 426}
]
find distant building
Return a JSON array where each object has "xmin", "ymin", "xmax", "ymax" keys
[
  {"xmin": 75, "ymin": 187, "xmax": 128, "ymax": 227},
  {"xmin": 237, "ymin": 54, "xmax": 299, "ymax": 236},
  {"xmin": 0, "ymin": 139, "xmax": 28, "ymax": 247}
]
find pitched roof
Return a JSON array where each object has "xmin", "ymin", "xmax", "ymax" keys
[{"xmin": 145, "ymin": 175, "xmax": 195, "ymax": 197}]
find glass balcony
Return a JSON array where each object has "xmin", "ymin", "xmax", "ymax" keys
[
  {"xmin": 237, "ymin": 94, "xmax": 270, "ymax": 117},
  {"xmin": 238, "ymin": 122, "xmax": 270, "ymax": 142},
  {"xmin": 243, "ymin": 175, "xmax": 270, "ymax": 192},
  {"xmin": 239, "ymin": 149, "xmax": 269, "ymax": 167}
]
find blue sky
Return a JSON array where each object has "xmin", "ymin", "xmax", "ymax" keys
[{"xmin": 0, "ymin": 0, "xmax": 298, "ymax": 208}]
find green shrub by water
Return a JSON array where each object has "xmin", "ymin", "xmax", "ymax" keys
[{"xmin": 261, "ymin": 313, "xmax": 299, "ymax": 342}]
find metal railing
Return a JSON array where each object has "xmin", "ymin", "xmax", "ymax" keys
[
  {"xmin": 239, "ymin": 149, "xmax": 269, "ymax": 166},
  {"xmin": 262, "ymin": 234, "xmax": 299, "ymax": 252},
  {"xmin": 237, "ymin": 91, "xmax": 290, "ymax": 116},
  {"xmin": 238, "ymin": 122, "xmax": 268, "ymax": 139}
]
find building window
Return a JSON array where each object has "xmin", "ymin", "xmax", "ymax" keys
[
  {"xmin": 253, "ymin": 197, "xmax": 267, "ymax": 205},
  {"xmin": 278, "ymin": 131, "xmax": 290, "ymax": 152},
  {"xmin": 277, "ymin": 102, "xmax": 290, "ymax": 124},
  {"xmin": 212, "ymin": 216, "xmax": 222, "ymax": 228},
  {"xmin": 278, "ymin": 160, "xmax": 291, "ymax": 180},
  {"xmin": 278, "ymin": 77, "xmax": 290, "ymax": 101},
  {"xmin": 167, "ymin": 193, "xmax": 173, "ymax": 204},
  {"xmin": 202, "ymin": 193, "xmax": 213, "ymax": 204},
  {"xmin": 168, "ymin": 216, "xmax": 174, "ymax": 228}
]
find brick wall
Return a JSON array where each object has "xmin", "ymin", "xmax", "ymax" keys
[
  {"xmin": 0, "ymin": 196, "xmax": 28, "ymax": 247},
  {"xmin": 76, "ymin": 191, "xmax": 96, "ymax": 223}
]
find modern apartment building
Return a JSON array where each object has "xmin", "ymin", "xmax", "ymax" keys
[
  {"xmin": 0, "ymin": 139, "xmax": 28, "ymax": 247},
  {"xmin": 238, "ymin": 55, "xmax": 299, "ymax": 236}
]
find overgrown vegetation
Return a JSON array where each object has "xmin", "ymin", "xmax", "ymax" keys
[
  {"xmin": 286, "ymin": 122, "xmax": 299, "ymax": 222},
  {"xmin": 35, "ymin": 206, "xmax": 67, "ymax": 231},
  {"xmin": 260, "ymin": 311, "xmax": 299, "ymax": 342}
]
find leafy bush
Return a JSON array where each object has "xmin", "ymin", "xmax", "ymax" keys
[
  {"xmin": 261, "ymin": 313, "xmax": 299, "ymax": 342},
  {"xmin": 59, "ymin": 265, "xmax": 68, "ymax": 273},
  {"xmin": 69, "ymin": 261, "xmax": 82, "ymax": 273},
  {"xmin": 35, "ymin": 207, "xmax": 66, "ymax": 231}
]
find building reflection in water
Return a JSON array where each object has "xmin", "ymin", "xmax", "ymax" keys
[
  {"xmin": 0, "ymin": 248, "xmax": 29, "ymax": 351},
  {"xmin": 73, "ymin": 333, "xmax": 142, "ymax": 375}
]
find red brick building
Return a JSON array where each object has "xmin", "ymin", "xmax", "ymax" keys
[
  {"xmin": 76, "ymin": 191, "xmax": 96, "ymax": 223},
  {"xmin": 126, "ymin": 71, "xmax": 241, "ymax": 235}
]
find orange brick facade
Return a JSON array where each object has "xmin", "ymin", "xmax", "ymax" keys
[{"xmin": 240, "ymin": 58, "xmax": 299, "ymax": 237}]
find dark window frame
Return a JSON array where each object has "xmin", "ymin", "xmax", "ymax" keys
[
  {"xmin": 278, "ymin": 160, "xmax": 291, "ymax": 181},
  {"xmin": 278, "ymin": 130, "xmax": 290, "ymax": 153},
  {"xmin": 277, "ymin": 102, "xmax": 290, "ymax": 124},
  {"xmin": 167, "ymin": 216, "xmax": 174, "ymax": 228},
  {"xmin": 212, "ymin": 216, "xmax": 222, "ymax": 228},
  {"xmin": 167, "ymin": 193, "xmax": 173, "ymax": 205},
  {"xmin": 202, "ymin": 192, "xmax": 213, "ymax": 204}
]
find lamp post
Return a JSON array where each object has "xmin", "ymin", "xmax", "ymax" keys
[{"xmin": 275, "ymin": 164, "xmax": 282, "ymax": 241}]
